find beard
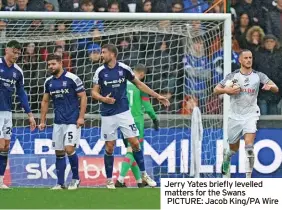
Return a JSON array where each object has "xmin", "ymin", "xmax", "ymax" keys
[
  {"xmin": 102, "ymin": 57, "xmax": 111, "ymax": 64},
  {"xmin": 242, "ymin": 63, "xmax": 252, "ymax": 69},
  {"xmin": 49, "ymin": 69, "xmax": 60, "ymax": 76}
]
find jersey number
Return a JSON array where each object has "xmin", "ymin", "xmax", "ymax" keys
[
  {"xmin": 128, "ymin": 90, "xmax": 134, "ymax": 106},
  {"xmin": 129, "ymin": 124, "xmax": 137, "ymax": 131},
  {"xmin": 6, "ymin": 127, "xmax": 11, "ymax": 135},
  {"xmin": 67, "ymin": 131, "xmax": 73, "ymax": 143}
]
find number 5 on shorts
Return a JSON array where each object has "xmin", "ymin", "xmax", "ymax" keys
[{"xmin": 67, "ymin": 131, "xmax": 73, "ymax": 143}]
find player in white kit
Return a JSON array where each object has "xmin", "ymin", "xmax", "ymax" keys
[
  {"xmin": 39, "ymin": 54, "xmax": 87, "ymax": 190},
  {"xmin": 214, "ymin": 50, "xmax": 279, "ymax": 178},
  {"xmin": 0, "ymin": 41, "xmax": 36, "ymax": 189}
]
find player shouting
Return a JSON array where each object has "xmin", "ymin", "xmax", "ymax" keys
[
  {"xmin": 39, "ymin": 54, "xmax": 87, "ymax": 190},
  {"xmin": 115, "ymin": 63, "xmax": 159, "ymax": 188},
  {"xmin": 214, "ymin": 50, "xmax": 279, "ymax": 178},
  {"xmin": 0, "ymin": 40, "xmax": 36, "ymax": 189},
  {"xmin": 92, "ymin": 44, "xmax": 169, "ymax": 189}
]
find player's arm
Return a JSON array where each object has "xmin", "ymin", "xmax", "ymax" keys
[
  {"xmin": 39, "ymin": 79, "xmax": 50, "ymax": 131},
  {"xmin": 72, "ymin": 75, "xmax": 87, "ymax": 127},
  {"xmin": 39, "ymin": 93, "xmax": 49, "ymax": 130},
  {"xmin": 214, "ymin": 73, "xmax": 240, "ymax": 95},
  {"xmin": 16, "ymin": 70, "xmax": 36, "ymax": 131},
  {"xmin": 262, "ymin": 80, "xmax": 279, "ymax": 93},
  {"xmin": 132, "ymin": 77, "xmax": 170, "ymax": 107},
  {"xmin": 141, "ymin": 92, "xmax": 159, "ymax": 130}
]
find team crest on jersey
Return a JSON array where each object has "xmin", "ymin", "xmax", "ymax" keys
[
  {"xmin": 104, "ymin": 74, "xmax": 108, "ymax": 77},
  {"xmin": 104, "ymin": 134, "xmax": 107, "ymax": 139},
  {"xmin": 49, "ymin": 83, "xmax": 52, "ymax": 87},
  {"xmin": 244, "ymin": 77, "xmax": 249, "ymax": 83},
  {"xmin": 118, "ymin": 71, "xmax": 123, "ymax": 76},
  {"xmin": 0, "ymin": 69, "xmax": 3, "ymax": 72},
  {"xmin": 13, "ymin": 72, "xmax": 17, "ymax": 78},
  {"xmin": 62, "ymin": 81, "xmax": 67, "ymax": 87}
]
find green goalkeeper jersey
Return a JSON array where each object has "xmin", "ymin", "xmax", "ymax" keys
[{"xmin": 126, "ymin": 81, "xmax": 157, "ymax": 120}]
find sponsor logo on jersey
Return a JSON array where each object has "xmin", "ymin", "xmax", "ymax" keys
[
  {"xmin": 0, "ymin": 76, "xmax": 16, "ymax": 85},
  {"xmin": 104, "ymin": 78, "xmax": 125, "ymax": 86},
  {"xmin": 49, "ymin": 88, "xmax": 70, "ymax": 96}
]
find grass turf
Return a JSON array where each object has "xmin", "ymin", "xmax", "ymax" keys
[{"xmin": 0, "ymin": 188, "xmax": 160, "ymax": 209}]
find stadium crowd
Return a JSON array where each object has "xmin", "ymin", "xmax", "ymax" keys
[{"xmin": 0, "ymin": 0, "xmax": 281, "ymax": 115}]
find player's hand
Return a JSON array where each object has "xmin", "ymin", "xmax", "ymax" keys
[
  {"xmin": 29, "ymin": 116, "xmax": 36, "ymax": 131},
  {"xmin": 157, "ymin": 95, "xmax": 170, "ymax": 107},
  {"xmin": 152, "ymin": 119, "xmax": 159, "ymax": 131},
  {"xmin": 102, "ymin": 93, "xmax": 116, "ymax": 104},
  {"xmin": 38, "ymin": 123, "xmax": 46, "ymax": 131},
  {"xmin": 76, "ymin": 117, "xmax": 84, "ymax": 128},
  {"xmin": 225, "ymin": 86, "xmax": 240, "ymax": 95},
  {"xmin": 262, "ymin": 84, "xmax": 273, "ymax": 91}
]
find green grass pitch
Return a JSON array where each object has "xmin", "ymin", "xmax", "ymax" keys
[{"xmin": 0, "ymin": 188, "xmax": 160, "ymax": 209}]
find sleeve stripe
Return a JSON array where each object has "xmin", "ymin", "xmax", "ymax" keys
[{"xmin": 142, "ymin": 97, "xmax": 150, "ymax": 101}]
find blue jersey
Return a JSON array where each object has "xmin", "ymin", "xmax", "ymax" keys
[
  {"xmin": 93, "ymin": 62, "xmax": 135, "ymax": 116},
  {"xmin": 44, "ymin": 70, "xmax": 85, "ymax": 124},
  {"xmin": 0, "ymin": 57, "xmax": 30, "ymax": 113}
]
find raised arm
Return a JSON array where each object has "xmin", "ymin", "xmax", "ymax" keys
[{"xmin": 132, "ymin": 77, "xmax": 170, "ymax": 107}]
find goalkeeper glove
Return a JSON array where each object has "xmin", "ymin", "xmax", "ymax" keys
[{"xmin": 153, "ymin": 119, "xmax": 159, "ymax": 131}]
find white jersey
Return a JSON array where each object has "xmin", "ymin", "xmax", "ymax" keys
[{"xmin": 220, "ymin": 69, "xmax": 270, "ymax": 120}]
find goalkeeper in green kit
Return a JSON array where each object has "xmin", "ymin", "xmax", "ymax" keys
[{"xmin": 115, "ymin": 64, "xmax": 159, "ymax": 188}]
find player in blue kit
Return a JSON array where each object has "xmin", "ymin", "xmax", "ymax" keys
[
  {"xmin": 0, "ymin": 40, "xmax": 36, "ymax": 189},
  {"xmin": 92, "ymin": 44, "xmax": 170, "ymax": 189},
  {"xmin": 39, "ymin": 54, "xmax": 87, "ymax": 190}
]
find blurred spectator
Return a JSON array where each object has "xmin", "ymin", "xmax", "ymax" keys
[
  {"xmin": 183, "ymin": 0, "xmax": 209, "ymax": 13},
  {"xmin": 16, "ymin": 0, "xmax": 28, "ymax": 11},
  {"xmin": 253, "ymin": 34, "xmax": 282, "ymax": 115},
  {"xmin": 108, "ymin": 1, "xmax": 120, "ymax": 12},
  {"xmin": 183, "ymin": 38, "xmax": 211, "ymax": 110},
  {"xmin": 234, "ymin": 0, "xmax": 262, "ymax": 26},
  {"xmin": 171, "ymin": 0, "xmax": 184, "ymax": 12},
  {"xmin": 4, "ymin": 0, "xmax": 16, "ymax": 11},
  {"xmin": 153, "ymin": 88, "xmax": 178, "ymax": 114},
  {"xmin": 265, "ymin": 0, "xmax": 282, "ymax": 43},
  {"xmin": 234, "ymin": 12, "xmax": 251, "ymax": 49},
  {"xmin": 210, "ymin": 0, "xmax": 224, "ymax": 13},
  {"xmin": 44, "ymin": 0, "xmax": 59, "ymax": 11},
  {"xmin": 58, "ymin": 0, "xmax": 74, "ymax": 11},
  {"xmin": 72, "ymin": 0, "xmax": 104, "ymax": 33},
  {"xmin": 95, "ymin": 0, "xmax": 107, "ymax": 12},
  {"xmin": 54, "ymin": 45, "xmax": 72, "ymax": 72},
  {"xmin": 232, "ymin": 21, "xmax": 241, "ymax": 53},
  {"xmin": 143, "ymin": 0, "xmax": 152, "ymax": 12},
  {"xmin": 245, "ymin": 25, "xmax": 265, "ymax": 54}
]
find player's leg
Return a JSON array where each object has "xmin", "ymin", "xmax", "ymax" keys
[
  {"xmin": 0, "ymin": 112, "xmax": 12, "ymax": 189},
  {"xmin": 51, "ymin": 124, "xmax": 66, "ymax": 190},
  {"xmin": 101, "ymin": 115, "xmax": 118, "ymax": 189},
  {"xmin": 64, "ymin": 125, "xmax": 81, "ymax": 190},
  {"xmin": 119, "ymin": 111, "xmax": 156, "ymax": 187},
  {"xmin": 222, "ymin": 118, "xmax": 243, "ymax": 178},
  {"xmin": 242, "ymin": 117, "xmax": 258, "ymax": 178},
  {"xmin": 116, "ymin": 136, "xmax": 143, "ymax": 187}
]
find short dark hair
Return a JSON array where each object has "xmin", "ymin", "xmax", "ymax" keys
[
  {"xmin": 239, "ymin": 49, "xmax": 252, "ymax": 56},
  {"xmin": 102, "ymin": 44, "xmax": 118, "ymax": 57},
  {"xmin": 55, "ymin": 45, "xmax": 63, "ymax": 52},
  {"xmin": 80, "ymin": 0, "xmax": 93, "ymax": 6},
  {"xmin": 7, "ymin": 40, "xmax": 21, "ymax": 50},
  {"xmin": 47, "ymin": 54, "xmax": 62, "ymax": 62},
  {"xmin": 134, "ymin": 63, "xmax": 147, "ymax": 73}
]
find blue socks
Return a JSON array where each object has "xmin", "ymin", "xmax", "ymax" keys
[
  {"xmin": 55, "ymin": 155, "xmax": 66, "ymax": 186},
  {"xmin": 68, "ymin": 152, "xmax": 79, "ymax": 180},
  {"xmin": 104, "ymin": 151, "xmax": 114, "ymax": 179},
  {"xmin": 0, "ymin": 152, "xmax": 8, "ymax": 176},
  {"xmin": 133, "ymin": 149, "xmax": 145, "ymax": 172}
]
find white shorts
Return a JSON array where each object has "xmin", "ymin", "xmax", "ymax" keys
[
  {"xmin": 0, "ymin": 111, "xmax": 12, "ymax": 140},
  {"xmin": 101, "ymin": 110, "xmax": 139, "ymax": 141},
  {"xmin": 52, "ymin": 124, "xmax": 81, "ymax": 150},
  {"xmin": 227, "ymin": 116, "xmax": 259, "ymax": 144}
]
